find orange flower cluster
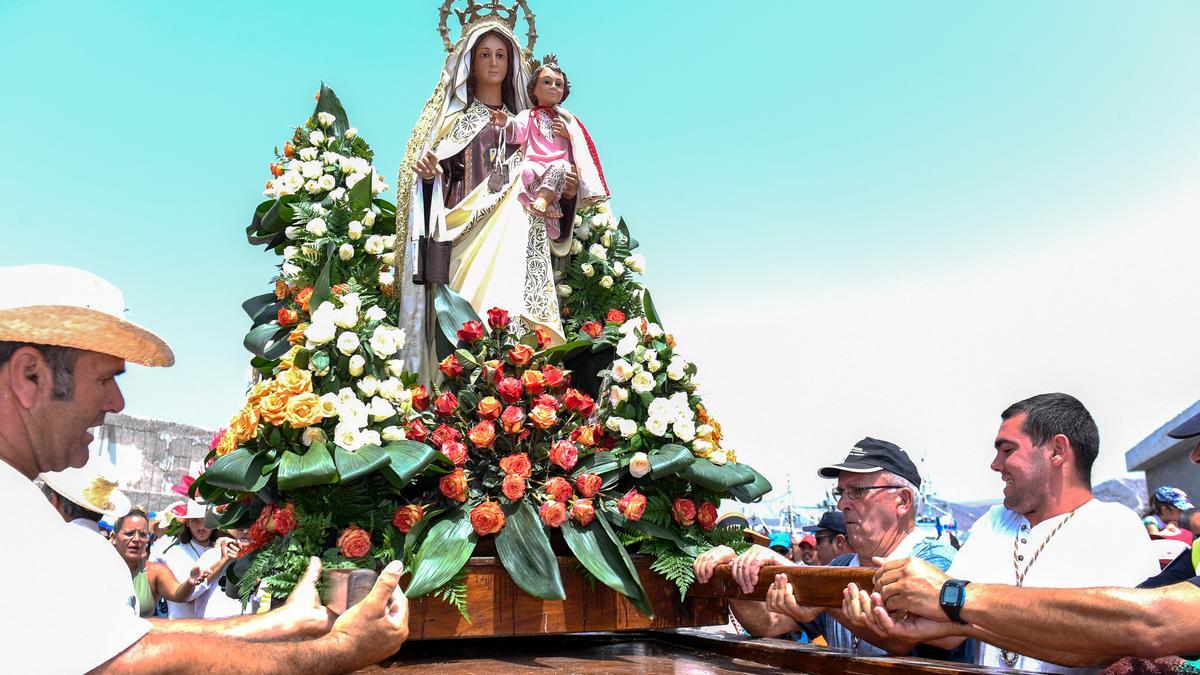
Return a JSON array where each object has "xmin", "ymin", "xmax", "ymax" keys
[{"xmin": 215, "ymin": 368, "xmax": 327, "ymax": 457}]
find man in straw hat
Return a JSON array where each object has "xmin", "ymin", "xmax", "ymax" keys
[
  {"xmin": 0, "ymin": 264, "xmax": 411, "ymax": 672},
  {"xmin": 41, "ymin": 454, "xmax": 132, "ymax": 534}
]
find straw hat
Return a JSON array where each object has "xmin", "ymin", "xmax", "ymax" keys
[
  {"xmin": 0, "ymin": 265, "xmax": 174, "ymax": 367},
  {"xmin": 40, "ymin": 457, "xmax": 132, "ymax": 518}
]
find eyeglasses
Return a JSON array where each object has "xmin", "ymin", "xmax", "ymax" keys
[{"xmin": 832, "ymin": 485, "xmax": 902, "ymax": 501}]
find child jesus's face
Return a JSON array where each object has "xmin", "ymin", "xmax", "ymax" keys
[{"xmin": 532, "ymin": 68, "xmax": 565, "ymax": 106}]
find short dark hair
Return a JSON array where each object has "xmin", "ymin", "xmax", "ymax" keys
[
  {"xmin": 114, "ymin": 508, "xmax": 148, "ymax": 533},
  {"xmin": 1001, "ymin": 393, "xmax": 1099, "ymax": 485},
  {"xmin": 528, "ymin": 64, "xmax": 571, "ymax": 105},
  {"xmin": 0, "ymin": 341, "xmax": 80, "ymax": 400},
  {"xmin": 41, "ymin": 484, "xmax": 102, "ymax": 522}
]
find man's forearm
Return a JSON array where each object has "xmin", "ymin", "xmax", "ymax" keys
[
  {"xmin": 824, "ymin": 607, "xmax": 923, "ymax": 656},
  {"xmin": 961, "ymin": 624, "xmax": 1109, "ymax": 668},
  {"xmin": 728, "ymin": 599, "xmax": 799, "ymax": 638},
  {"xmin": 94, "ymin": 631, "xmax": 361, "ymax": 675},
  {"xmin": 148, "ymin": 609, "xmax": 322, "ymax": 642}
]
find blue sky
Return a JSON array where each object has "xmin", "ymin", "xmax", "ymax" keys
[{"xmin": 4, "ymin": 1, "xmax": 1199, "ymax": 503}]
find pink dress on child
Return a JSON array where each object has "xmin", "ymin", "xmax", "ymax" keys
[{"xmin": 504, "ymin": 105, "xmax": 573, "ymax": 238}]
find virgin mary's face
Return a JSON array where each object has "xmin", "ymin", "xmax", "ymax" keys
[{"xmin": 471, "ymin": 33, "xmax": 509, "ymax": 88}]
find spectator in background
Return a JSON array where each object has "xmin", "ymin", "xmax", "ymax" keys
[
  {"xmin": 767, "ymin": 532, "xmax": 792, "ymax": 558},
  {"xmin": 792, "ymin": 533, "xmax": 820, "ymax": 566},
  {"xmin": 1144, "ymin": 486, "xmax": 1195, "ymax": 544},
  {"xmin": 153, "ymin": 500, "xmax": 235, "ymax": 619},
  {"xmin": 803, "ymin": 511, "xmax": 853, "ymax": 565},
  {"xmin": 111, "ymin": 509, "xmax": 219, "ymax": 618}
]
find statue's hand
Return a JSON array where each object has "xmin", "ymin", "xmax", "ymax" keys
[
  {"xmin": 562, "ymin": 165, "xmax": 578, "ymax": 199},
  {"xmin": 551, "ymin": 119, "xmax": 569, "ymax": 140},
  {"xmin": 490, "ymin": 108, "xmax": 510, "ymax": 128},
  {"xmin": 414, "ymin": 151, "xmax": 442, "ymax": 181}
]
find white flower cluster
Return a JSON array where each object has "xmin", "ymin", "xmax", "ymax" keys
[
  {"xmin": 560, "ymin": 204, "xmax": 644, "ymax": 300},
  {"xmin": 264, "ymin": 125, "xmax": 388, "ymax": 202}
]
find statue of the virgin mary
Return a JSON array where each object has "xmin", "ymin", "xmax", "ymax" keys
[{"xmin": 395, "ymin": 1, "xmax": 608, "ymax": 379}]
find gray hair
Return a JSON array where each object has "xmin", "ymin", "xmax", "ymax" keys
[
  {"xmin": 881, "ymin": 472, "xmax": 922, "ymax": 522},
  {"xmin": 0, "ymin": 341, "xmax": 80, "ymax": 400}
]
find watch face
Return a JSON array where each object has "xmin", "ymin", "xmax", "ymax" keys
[{"xmin": 943, "ymin": 585, "xmax": 962, "ymax": 604}]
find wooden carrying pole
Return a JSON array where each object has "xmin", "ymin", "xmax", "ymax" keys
[{"xmin": 688, "ymin": 565, "xmax": 876, "ymax": 607}]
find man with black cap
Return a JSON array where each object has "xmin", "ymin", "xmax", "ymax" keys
[
  {"xmin": 803, "ymin": 510, "xmax": 853, "ymax": 565},
  {"xmin": 693, "ymin": 437, "xmax": 958, "ymax": 657},
  {"xmin": 848, "ymin": 393, "xmax": 1169, "ymax": 669}
]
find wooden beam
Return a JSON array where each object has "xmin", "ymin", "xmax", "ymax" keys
[{"xmin": 689, "ymin": 564, "xmax": 876, "ymax": 607}]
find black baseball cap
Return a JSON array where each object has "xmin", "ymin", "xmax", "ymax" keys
[
  {"xmin": 802, "ymin": 510, "xmax": 847, "ymax": 537},
  {"xmin": 817, "ymin": 437, "xmax": 922, "ymax": 488},
  {"xmin": 1168, "ymin": 410, "xmax": 1200, "ymax": 439}
]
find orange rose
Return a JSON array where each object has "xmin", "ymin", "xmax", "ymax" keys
[
  {"xmin": 570, "ymin": 424, "xmax": 598, "ymax": 448},
  {"xmin": 501, "ymin": 473, "xmax": 526, "ymax": 501},
  {"xmin": 439, "ymin": 354, "xmax": 463, "ymax": 378},
  {"xmin": 439, "ymin": 468, "xmax": 469, "ymax": 503},
  {"xmin": 529, "ymin": 404, "xmax": 557, "ymax": 430},
  {"xmin": 470, "ymin": 501, "xmax": 506, "ymax": 536},
  {"xmin": 410, "ymin": 385, "xmax": 430, "ymax": 411},
  {"xmin": 336, "ymin": 525, "xmax": 372, "ymax": 558},
  {"xmin": 288, "ymin": 323, "xmax": 308, "ymax": 346},
  {"xmin": 507, "ymin": 344, "xmax": 534, "ymax": 366},
  {"xmin": 273, "ymin": 503, "xmax": 298, "ymax": 535},
  {"xmin": 570, "ymin": 499, "xmax": 595, "ymax": 526},
  {"xmin": 521, "ymin": 370, "xmax": 546, "ymax": 395},
  {"xmin": 533, "ymin": 327, "xmax": 552, "ymax": 349},
  {"xmin": 277, "ymin": 307, "xmax": 300, "ymax": 326},
  {"xmin": 666, "ymin": 334, "xmax": 677, "ymax": 349},
  {"xmin": 245, "ymin": 380, "xmax": 273, "ymax": 407},
  {"xmin": 574, "ymin": 473, "xmax": 602, "ymax": 498},
  {"xmin": 274, "ymin": 277, "xmax": 289, "ymax": 300},
  {"xmin": 671, "ymin": 498, "xmax": 697, "ymax": 527},
  {"xmin": 605, "ymin": 309, "xmax": 626, "ymax": 324},
  {"xmin": 283, "ymin": 392, "xmax": 323, "ymax": 428},
  {"xmin": 539, "ymin": 501, "xmax": 568, "ymax": 528},
  {"xmin": 544, "ymin": 476, "xmax": 574, "ymax": 503},
  {"xmin": 467, "ymin": 420, "xmax": 496, "ymax": 449},
  {"xmin": 431, "ymin": 424, "xmax": 461, "ymax": 448},
  {"xmin": 548, "ymin": 439, "xmax": 578, "ymax": 472},
  {"xmin": 406, "ymin": 419, "xmax": 429, "ymax": 442},
  {"xmin": 477, "ymin": 396, "xmax": 502, "ymax": 420},
  {"xmin": 497, "ymin": 377, "xmax": 523, "ymax": 403},
  {"xmin": 442, "ymin": 440, "xmax": 468, "ymax": 466},
  {"xmin": 500, "ymin": 406, "xmax": 525, "ymax": 434},
  {"xmin": 276, "ymin": 368, "xmax": 313, "ymax": 396},
  {"xmin": 486, "ymin": 307, "xmax": 510, "ymax": 330},
  {"xmin": 270, "ymin": 162, "xmax": 284, "ymax": 178},
  {"xmin": 283, "ymin": 141, "xmax": 296, "ymax": 158},
  {"xmin": 498, "ymin": 453, "xmax": 532, "ymax": 478},
  {"xmin": 617, "ymin": 489, "xmax": 647, "ymax": 522},
  {"xmin": 228, "ymin": 405, "xmax": 260, "ymax": 445},
  {"xmin": 697, "ymin": 501, "xmax": 718, "ymax": 531},
  {"xmin": 295, "ymin": 286, "xmax": 314, "ymax": 312},
  {"xmin": 257, "ymin": 388, "xmax": 289, "ymax": 426},
  {"xmin": 434, "ymin": 391, "xmax": 458, "ymax": 416},
  {"xmin": 392, "ymin": 504, "xmax": 425, "ymax": 534},
  {"xmin": 580, "ymin": 321, "xmax": 602, "ymax": 338},
  {"xmin": 215, "ymin": 428, "xmax": 240, "ymax": 456},
  {"xmin": 541, "ymin": 365, "xmax": 566, "ymax": 389}
]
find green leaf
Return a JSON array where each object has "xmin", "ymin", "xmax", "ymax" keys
[
  {"xmin": 314, "ymin": 82, "xmax": 350, "ymax": 138},
  {"xmin": 348, "ymin": 169, "xmax": 372, "ymax": 213},
  {"xmin": 243, "ymin": 293, "xmax": 284, "ymax": 328},
  {"xmin": 641, "ymin": 288, "xmax": 662, "ymax": 327},
  {"xmin": 333, "ymin": 443, "xmax": 390, "ymax": 483},
  {"xmin": 277, "ymin": 443, "xmax": 338, "ymax": 490},
  {"xmin": 380, "ymin": 440, "xmax": 439, "ymax": 491},
  {"xmin": 622, "ymin": 516, "xmax": 700, "ymax": 557},
  {"xmin": 495, "ymin": 500, "xmax": 565, "ymax": 600},
  {"xmin": 728, "ymin": 465, "xmax": 774, "ymax": 503},
  {"xmin": 406, "ymin": 508, "xmax": 478, "ymax": 598},
  {"xmin": 562, "ymin": 512, "xmax": 654, "ymax": 618},
  {"xmin": 309, "ymin": 242, "xmax": 336, "ymax": 311},
  {"xmin": 648, "ymin": 444, "xmax": 694, "ymax": 479},
  {"xmin": 572, "ymin": 451, "xmax": 621, "ymax": 488},
  {"xmin": 310, "ymin": 350, "xmax": 330, "ymax": 374},
  {"xmin": 533, "ymin": 339, "xmax": 592, "ymax": 364},
  {"xmin": 243, "ymin": 324, "xmax": 290, "ymax": 359},
  {"xmin": 213, "ymin": 502, "xmax": 251, "ymax": 530},
  {"xmin": 433, "ymin": 285, "xmax": 481, "ymax": 360},
  {"xmin": 204, "ymin": 448, "xmax": 270, "ymax": 492},
  {"xmin": 676, "ymin": 457, "xmax": 757, "ymax": 491}
]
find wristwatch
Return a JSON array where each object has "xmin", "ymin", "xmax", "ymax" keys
[{"xmin": 939, "ymin": 579, "xmax": 970, "ymax": 624}]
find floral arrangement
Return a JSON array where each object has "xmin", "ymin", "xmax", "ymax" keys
[{"xmin": 556, "ymin": 202, "xmax": 646, "ymax": 337}]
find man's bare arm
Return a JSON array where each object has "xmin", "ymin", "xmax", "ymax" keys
[{"xmin": 729, "ymin": 599, "xmax": 801, "ymax": 638}]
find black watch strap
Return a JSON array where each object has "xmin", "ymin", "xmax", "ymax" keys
[{"xmin": 939, "ymin": 579, "xmax": 970, "ymax": 624}]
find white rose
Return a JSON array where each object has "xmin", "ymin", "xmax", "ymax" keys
[
  {"xmin": 370, "ymin": 325, "xmax": 399, "ymax": 357},
  {"xmin": 328, "ymin": 187, "xmax": 346, "ymax": 201},
  {"xmin": 347, "ymin": 220, "xmax": 363, "ymax": 240},
  {"xmin": 359, "ymin": 429, "xmax": 382, "ymax": 447},
  {"xmin": 644, "ymin": 415, "xmax": 669, "ymax": 437},
  {"xmin": 581, "ymin": 263, "xmax": 595, "ymax": 278},
  {"xmin": 379, "ymin": 252, "xmax": 398, "ymax": 265},
  {"xmin": 305, "ymin": 218, "xmax": 327, "ymax": 236},
  {"xmin": 371, "ymin": 173, "xmax": 388, "ymax": 195},
  {"xmin": 618, "ymin": 318, "xmax": 641, "ymax": 336},
  {"xmin": 382, "ymin": 235, "xmax": 397, "ymax": 250},
  {"xmin": 386, "ymin": 359, "xmax": 405, "ymax": 377},
  {"xmin": 609, "ymin": 386, "xmax": 629, "ymax": 406},
  {"xmin": 369, "ymin": 396, "xmax": 395, "ymax": 421},
  {"xmin": 646, "ymin": 358, "xmax": 661, "ymax": 373},
  {"xmin": 338, "ymin": 243, "xmax": 354, "ymax": 261},
  {"xmin": 304, "ymin": 319, "xmax": 335, "ymax": 345},
  {"xmin": 345, "ymin": 127, "xmax": 358, "ymax": 140},
  {"xmin": 357, "ymin": 375, "xmax": 380, "ymax": 397},
  {"xmin": 332, "ymin": 305, "xmax": 357, "ymax": 329},
  {"xmin": 340, "ymin": 292, "xmax": 362, "ymax": 314},
  {"xmin": 333, "ymin": 424, "xmax": 364, "ymax": 452},
  {"xmin": 610, "ymin": 359, "xmax": 634, "ymax": 383},
  {"xmin": 709, "ymin": 449, "xmax": 728, "ymax": 466},
  {"xmin": 378, "ymin": 377, "xmax": 403, "ymax": 401},
  {"xmin": 696, "ymin": 424, "xmax": 714, "ymax": 438},
  {"xmin": 691, "ymin": 438, "xmax": 714, "ymax": 457},
  {"xmin": 618, "ymin": 418, "xmax": 638, "ymax": 438},
  {"xmin": 346, "ymin": 172, "xmax": 366, "ymax": 189},
  {"xmin": 672, "ymin": 418, "xmax": 696, "ymax": 442},
  {"xmin": 318, "ymin": 392, "xmax": 341, "ymax": 416},
  {"xmin": 364, "ymin": 235, "xmax": 385, "ymax": 255},
  {"xmin": 285, "ymin": 226, "xmax": 301, "ymax": 240},
  {"xmin": 570, "ymin": 239, "xmax": 583, "ymax": 255},
  {"xmin": 629, "ymin": 451, "xmax": 652, "ymax": 477},
  {"xmin": 599, "ymin": 275, "xmax": 614, "ymax": 289},
  {"xmin": 647, "ymin": 323, "xmax": 665, "ymax": 338},
  {"xmin": 613, "ymin": 262, "xmax": 625, "ymax": 275},
  {"xmin": 615, "ymin": 333, "xmax": 638, "ymax": 357},
  {"xmin": 283, "ymin": 246, "xmax": 299, "ymax": 260},
  {"xmin": 590, "ymin": 213, "xmax": 607, "ymax": 227},
  {"xmin": 300, "ymin": 160, "xmax": 323, "ymax": 179},
  {"xmin": 316, "ymin": 111, "xmax": 336, "ymax": 128},
  {"xmin": 557, "ymin": 284, "xmax": 572, "ymax": 298},
  {"xmin": 573, "ymin": 214, "xmax": 583, "ymax": 227},
  {"xmin": 281, "ymin": 262, "xmax": 301, "ymax": 279},
  {"xmin": 648, "ymin": 397, "xmax": 673, "ymax": 421},
  {"xmin": 301, "ymin": 427, "xmax": 326, "ymax": 447},
  {"xmin": 336, "ymin": 387, "xmax": 358, "ymax": 405},
  {"xmin": 626, "ymin": 254, "xmax": 646, "ymax": 274},
  {"xmin": 630, "ymin": 371, "xmax": 655, "ymax": 394},
  {"xmin": 336, "ymin": 330, "xmax": 360, "ymax": 355},
  {"xmin": 309, "ymin": 130, "xmax": 325, "ymax": 146},
  {"xmin": 365, "ymin": 305, "xmax": 386, "ymax": 322},
  {"xmin": 298, "ymin": 147, "xmax": 319, "ymax": 161},
  {"xmin": 318, "ymin": 174, "xmax": 336, "ymax": 192},
  {"xmin": 339, "ymin": 398, "xmax": 369, "ymax": 429},
  {"xmin": 381, "ymin": 425, "xmax": 405, "ymax": 442},
  {"xmin": 667, "ymin": 361, "xmax": 686, "ymax": 381},
  {"xmin": 605, "ymin": 416, "xmax": 624, "ymax": 432},
  {"xmin": 321, "ymin": 151, "xmax": 341, "ymax": 164},
  {"xmin": 588, "ymin": 243, "xmax": 607, "ymax": 260},
  {"xmin": 379, "ymin": 270, "xmax": 395, "ymax": 287},
  {"xmin": 348, "ymin": 354, "xmax": 366, "ymax": 377},
  {"xmin": 305, "ymin": 180, "xmax": 321, "ymax": 195},
  {"xmin": 601, "ymin": 231, "xmax": 613, "ymax": 247},
  {"xmin": 362, "ymin": 210, "xmax": 376, "ymax": 227}
]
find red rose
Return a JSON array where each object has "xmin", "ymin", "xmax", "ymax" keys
[
  {"xmin": 467, "ymin": 420, "xmax": 496, "ymax": 449},
  {"xmin": 277, "ymin": 307, "xmax": 300, "ymax": 326},
  {"xmin": 406, "ymin": 419, "xmax": 429, "ymax": 442},
  {"xmin": 508, "ymin": 344, "xmax": 534, "ymax": 367},
  {"xmin": 533, "ymin": 394, "xmax": 559, "ymax": 410},
  {"xmin": 571, "ymin": 499, "xmax": 596, "ymax": 526},
  {"xmin": 392, "ymin": 504, "xmax": 425, "ymax": 534},
  {"xmin": 570, "ymin": 424, "xmax": 599, "ymax": 447},
  {"xmin": 539, "ymin": 500, "xmax": 568, "ymax": 528},
  {"xmin": 540, "ymin": 365, "xmax": 566, "ymax": 389},
  {"xmin": 577, "ymin": 395, "xmax": 596, "ymax": 418},
  {"xmin": 434, "ymin": 391, "xmax": 459, "ymax": 416},
  {"xmin": 605, "ymin": 309, "xmax": 626, "ymax": 324},
  {"xmin": 671, "ymin": 498, "xmax": 697, "ymax": 527},
  {"xmin": 272, "ymin": 502, "xmax": 297, "ymax": 536},
  {"xmin": 486, "ymin": 307, "xmax": 510, "ymax": 330},
  {"xmin": 548, "ymin": 439, "xmax": 578, "ymax": 471},
  {"xmin": 617, "ymin": 489, "xmax": 647, "ymax": 522},
  {"xmin": 497, "ymin": 377, "xmax": 523, "ymax": 403},
  {"xmin": 410, "ymin": 385, "xmax": 430, "ymax": 411},
  {"xmin": 500, "ymin": 405, "xmax": 525, "ymax": 434},
  {"xmin": 336, "ymin": 525, "xmax": 372, "ymax": 559},
  {"xmin": 499, "ymin": 452, "xmax": 532, "ymax": 478},
  {"xmin": 439, "ymin": 354, "xmax": 463, "ymax": 378},
  {"xmin": 575, "ymin": 473, "xmax": 603, "ymax": 498},
  {"xmin": 457, "ymin": 320, "xmax": 485, "ymax": 344},
  {"xmin": 521, "ymin": 370, "xmax": 546, "ymax": 395},
  {"xmin": 483, "ymin": 360, "xmax": 505, "ymax": 383},
  {"xmin": 544, "ymin": 476, "xmax": 574, "ymax": 503},
  {"xmin": 431, "ymin": 424, "xmax": 461, "ymax": 448},
  {"xmin": 477, "ymin": 396, "xmax": 502, "ymax": 420},
  {"xmin": 697, "ymin": 501, "xmax": 718, "ymax": 531},
  {"xmin": 562, "ymin": 389, "xmax": 588, "ymax": 412},
  {"xmin": 529, "ymin": 404, "xmax": 558, "ymax": 431},
  {"xmin": 439, "ymin": 468, "xmax": 469, "ymax": 502},
  {"xmin": 534, "ymin": 327, "xmax": 552, "ymax": 349},
  {"xmin": 580, "ymin": 321, "xmax": 603, "ymax": 338},
  {"xmin": 442, "ymin": 440, "xmax": 468, "ymax": 466},
  {"xmin": 501, "ymin": 473, "xmax": 526, "ymax": 501},
  {"xmin": 470, "ymin": 501, "xmax": 506, "ymax": 536}
]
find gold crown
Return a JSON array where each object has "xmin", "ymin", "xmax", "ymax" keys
[{"xmin": 438, "ymin": 0, "xmax": 538, "ymax": 62}]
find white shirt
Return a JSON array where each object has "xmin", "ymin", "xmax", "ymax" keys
[
  {"xmin": 0, "ymin": 459, "xmax": 150, "ymax": 673},
  {"xmin": 948, "ymin": 499, "xmax": 1159, "ymax": 674},
  {"xmin": 155, "ymin": 539, "xmax": 212, "ymax": 619},
  {"xmin": 69, "ymin": 517, "xmax": 103, "ymax": 534}
]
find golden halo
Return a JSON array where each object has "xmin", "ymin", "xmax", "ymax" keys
[{"xmin": 437, "ymin": 0, "xmax": 538, "ymax": 64}]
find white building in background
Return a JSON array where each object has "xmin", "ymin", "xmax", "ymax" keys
[
  {"xmin": 1126, "ymin": 399, "xmax": 1200, "ymax": 502},
  {"xmin": 90, "ymin": 412, "xmax": 216, "ymax": 513}
]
